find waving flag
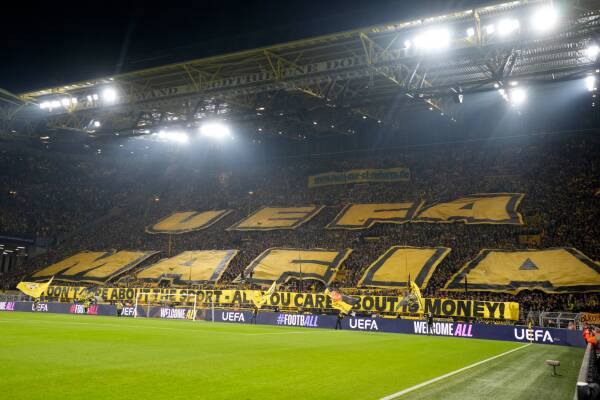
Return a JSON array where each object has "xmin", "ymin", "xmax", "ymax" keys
[
  {"xmin": 409, "ymin": 280, "xmax": 424, "ymax": 312},
  {"xmin": 325, "ymin": 287, "xmax": 359, "ymax": 314},
  {"xmin": 17, "ymin": 277, "xmax": 54, "ymax": 299},
  {"xmin": 251, "ymin": 281, "xmax": 278, "ymax": 309},
  {"xmin": 396, "ymin": 279, "xmax": 425, "ymax": 314}
]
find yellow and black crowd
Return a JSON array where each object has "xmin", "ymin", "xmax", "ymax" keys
[{"xmin": 1, "ymin": 131, "xmax": 599, "ymax": 313}]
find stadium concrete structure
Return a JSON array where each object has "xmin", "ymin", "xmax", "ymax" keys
[
  {"xmin": 1, "ymin": 1, "xmax": 600, "ymax": 399},
  {"xmin": 0, "ymin": 0, "xmax": 599, "ymax": 138}
]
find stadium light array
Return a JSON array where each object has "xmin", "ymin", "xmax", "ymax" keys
[
  {"xmin": 157, "ymin": 130, "xmax": 189, "ymax": 143},
  {"xmin": 199, "ymin": 121, "xmax": 231, "ymax": 139},
  {"xmin": 412, "ymin": 29, "xmax": 450, "ymax": 51},
  {"xmin": 531, "ymin": 6, "xmax": 557, "ymax": 32},
  {"xmin": 498, "ymin": 87, "xmax": 526, "ymax": 105},
  {"xmin": 586, "ymin": 76, "xmax": 596, "ymax": 92},
  {"xmin": 509, "ymin": 87, "xmax": 526, "ymax": 105},
  {"xmin": 40, "ymin": 97, "xmax": 78, "ymax": 110},
  {"xmin": 101, "ymin": 87, "xmax": 118, "ymax": 103},
  {"xmin": 497, "ymin": 19, "xmax": 520, "ymax": 36},
  {"xmin": 586, "ymin": 45, "xmax": 600, "ymax": 59}
]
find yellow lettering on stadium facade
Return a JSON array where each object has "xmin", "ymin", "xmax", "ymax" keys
[
  {"xmin": 416, "ymin": 193, "xmax": 524, "ymax": 224},
  {"xmin": 32, "ymin": 251, "xmax": 158, "ymax": 283},
  {"xmin": 326, "ymin": 202, "xmax": 423, "ymax": 230},
  {"xmin": 146, "ymin": 210, "xmax": 232, "ymax": 234},
  {"xmin": 358, "ymin": 246, "xmax": 450, "ymax": 289},
  {"xmin": 228, "ymin": 206, "xmax": 323, "ymax": 231},
  {"xmin": 240, "ymin": 248, "xmax": 352, "ymax": 284},
  {"xmin": 137, "ymin": 250, "xmax": 238, "ymax": 285},
  {"xmin": 445, "ymin": 248, "xmax": 600, "ymax": 293}
]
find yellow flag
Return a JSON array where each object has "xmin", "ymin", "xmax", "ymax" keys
[
  {"xmin": 325, "ymin": 287, "xmax": 359, "ymax": 314},
  {"xmin": 17, "ymin": 277, "xmax": 54, "ymax": 299},
  {"xmin": 251, "ymin": 281, "xmax": 278, "ymax": 309},
  {"xmin": 410, "ymin": 280, "xmax": 424, "ymax": 312}
]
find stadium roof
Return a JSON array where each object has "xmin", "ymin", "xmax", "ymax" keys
[{"xmin": 1, "ymin": 0, "xmax": 599, "ymax": 140}]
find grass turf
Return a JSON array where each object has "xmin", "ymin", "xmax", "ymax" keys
[{"xmin": 0, "ymin": 312, "xmax": 583, "ymax": 400}]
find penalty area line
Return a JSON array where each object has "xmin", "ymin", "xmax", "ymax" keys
[{"xmin": 379, "ymin": 343, "xmax": 531, "ymax": 400}]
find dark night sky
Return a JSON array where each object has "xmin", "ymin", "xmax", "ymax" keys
[{"xmin": 1, "ymin": 0, "xmax": 489, "ymax": 94}]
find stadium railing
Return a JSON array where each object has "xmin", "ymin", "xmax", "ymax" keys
[
  {"xmin": 0, "ymin": 293, "xmax": 27, "ymax": 302},
  {"xmin": 539, "ymin": 311, "xmax": 580, "ymax": 329},
  {"xmin": 576, "ymin": 343, "xmax": 599, "ymax": 400}
]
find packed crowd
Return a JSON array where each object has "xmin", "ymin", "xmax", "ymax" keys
[{"xmin": 1, "ymin": 131, "xmax": 599, "ymax": 313}]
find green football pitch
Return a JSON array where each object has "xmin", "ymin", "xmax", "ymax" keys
[{"xmin": 0, "ymin": 313, "xmax": 583, "ymax": 400}]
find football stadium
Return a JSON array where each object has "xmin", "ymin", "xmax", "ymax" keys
[{"xmin": 1, "ymin": 1, "xmax": 600, "ymax": 399}]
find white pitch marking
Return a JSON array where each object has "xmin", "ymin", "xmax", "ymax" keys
[{"xmin": 379, "ymin": 343, "xmax": 532, "ymax": 400}]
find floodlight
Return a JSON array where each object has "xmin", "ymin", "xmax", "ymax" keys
[
  {"xmin": 466, "ymin": 27, "xmax": 475, "ymax": 37},
  {"xmin": 92, "ymin": 93, "xmax": 99, "ymax": 100},
  {"xmin": 39, "ymin": 102, "xmax": 49, "ymax": 109},
  {"xmin": 93, "ymin": 120, "xmax": 101, "ymax": 128},
  {"xmin": 531, "ymin": 6, "xmax": 557, "ymax": 32},
  {"xmin": 404, "ymin": 40, "xmax": 412, "ymax": 49},
  {"xmin": 510, "ymin": 87, "xmax": 526, "ymax": 104},
  {"xmin": 413, "ymin": 29, "xmax": 450, "ymax": 50},
  {"xmin": 71, "ymin": 98, "xmax": 78, "ymax": 104},
  {"xmin": 199, "ymin": 121, "xmax": 231, "ymax": 138},
  {"xmin": 498, "ymin": 88, "xmax": 508, "ymax": 101},
  {"xmin": 61, "ymin": 98, "xmax": 70, "ymax": 107},
  {"xmin": 497, "ymin": 19, "xmax": 520, "ymax": 36},
  {"xmin": 485, "ymin": 25, "xmax": 495, "ymax": 35},
  {"xmin": 586, "ymin": 76, "xmax": 596, "ymax": 92},
  {"xmin": 51, "ymin": 100, "xmax": 61, "ymax": 108},
  {"xmin": 158, "ymin": 130, "xmax": 189, "ymax": 143},
  {"xmin": 101, "ymin": 87, "xmax": 118, "ymax": 103},
  {"xmin": 585, "ymin": 45, "xmax": 600, "ymax": 59}
]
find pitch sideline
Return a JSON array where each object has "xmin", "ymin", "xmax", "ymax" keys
[
  {"xmin": 379, "ymin": 343, "xmax": 532, "ymax": 399},
  {"xmin": 0, "ymin": 314, "xmax": 338, "ymax": 336}
]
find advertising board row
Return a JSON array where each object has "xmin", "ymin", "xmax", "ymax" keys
[{"xmin": 0, "ymin": 302, "xmax": 584, "ymax": 347}]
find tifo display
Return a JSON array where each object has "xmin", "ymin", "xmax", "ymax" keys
[{"xmin": 27, "ymin": 246, "xmax": 600, "ymax": 294}]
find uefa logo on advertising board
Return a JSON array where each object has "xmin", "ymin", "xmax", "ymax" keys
[
  {"xmin": 32, "ymin": 303, "xmax": 49, "ymax": 312},
  {"xmin": 121, "ymin": 307, "xmax": 137, "ymax": 317},
  {"xmin": 513, "ymin": 328, "xmax": 554, "ymax": 343},
  {"xmin": 221, "ymin": 311, "xmax": 245, "ymax": 322}
]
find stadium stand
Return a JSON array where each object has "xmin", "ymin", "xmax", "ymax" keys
[{"xmin": 1, "ymin": 131, "xmax": 599, "ymax": 318}]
